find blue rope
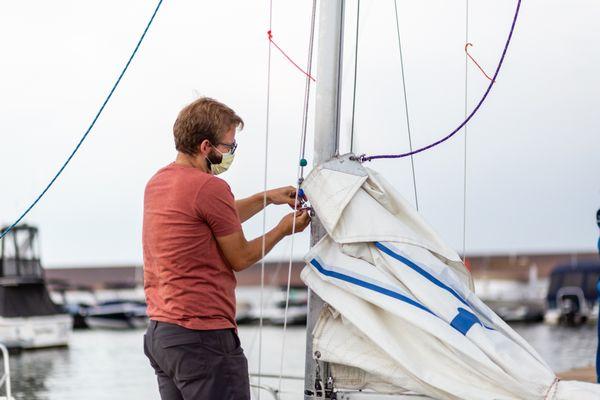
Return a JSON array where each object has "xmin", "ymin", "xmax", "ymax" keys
[{"xmin": 0, "ymin": 0, "xmax": 164, "ymax": 240}]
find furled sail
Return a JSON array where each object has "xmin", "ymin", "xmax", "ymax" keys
[{"xmin": 301, "ymin": 154, "xmax": 600, "ymax": 400}]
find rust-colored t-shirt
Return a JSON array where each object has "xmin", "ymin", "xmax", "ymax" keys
[{"xmin": 142, "ymin": 162, "xmax": 242, "ymax": 330}]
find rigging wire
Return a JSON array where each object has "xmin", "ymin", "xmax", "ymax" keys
[
  {"xmin": 299, "ymin": 0, "xmax": 318, "ymax": 180},
  {"xmin": 278, "ymin": 0, "xmax": 318, "ymax": 393},
  {"xmin": 358, "ymin": 0, "xmax": 522, "ymax": 162},
  {"xmin": 462, "ymin": 0, "xmax": 470, "ymax": 262},
  {"xmin": 393, "ymin": 0, "xmax": 419, "ymax": 211},
  {"xmin": 349, "ymin": 0, "xmax": 360, "ymax": 154},
  {"xmin": 333, "ymin": 0, "xmax": 346, "ymax": 155},
  {"xmin": 0, "ymin": 0, "xmax": 164, "ymax": 240},
  {"xmin": 257, "ymin": 0, "xmax": 275, "ymax": 397},
  {"xmin": 243, "ymin": 254, "xmax": 288, "ymax": 356}
]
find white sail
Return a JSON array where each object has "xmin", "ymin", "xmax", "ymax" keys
[{"xmin": 301, "ymin": 155, "xmax": 600, "ymax": 400}]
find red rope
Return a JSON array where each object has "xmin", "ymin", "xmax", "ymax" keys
[
  {"xmin": 465, "ymin": 43, "xmax": 494, "ymax": 82},
  {"xmin": 268, "ymin": 30, "xmax": 316, "ymax": 82}
]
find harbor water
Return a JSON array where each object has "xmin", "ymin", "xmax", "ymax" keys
[{"xmin": 7, "ymin": 323, "xmax": 598, "ymax": 400}]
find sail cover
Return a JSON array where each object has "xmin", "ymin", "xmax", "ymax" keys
[{"xmin": 301, "ymin": 155, "xmax": 600, "ymax": 400}]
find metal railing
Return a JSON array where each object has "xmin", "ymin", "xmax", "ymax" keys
[
  {"xmin": 249, "ymin": 373, "xmax": 304, "ymax": 400},
  {"xmin": 250, "ymin": 383, "xmax": 279, "ymax": 400},
  {"xmin": 0, "ymin": 343, "xmax": 12, "ymax": 399}
]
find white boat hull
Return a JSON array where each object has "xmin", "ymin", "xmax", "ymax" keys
[
  {"xmin": 544, "ymin": 306, "xmax": 599, "ymax": 325},
  {"xmin": 0, "ymin": 314, "xmax": 72, "ymax": 349}
]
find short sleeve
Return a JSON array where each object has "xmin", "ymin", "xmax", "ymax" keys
[{"xmin": 196, "ymin": 178, "xmax": 242, "ymax": 237}]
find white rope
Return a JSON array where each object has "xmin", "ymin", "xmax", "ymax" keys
[
  {"xmin": 544, "ymin": 378, "xmax": 560, "ymax": 400},
  {"xmin": 462, "ymin": 0, "xmax": 469, "ymax": 262},
  {"xmin": 277, "ymin": 0, "xmax": 317, "ymax": 393},
  {"xmin": 257, "ymin": 0, "xmax": 274, "ymax": 398},
  {"xmin": 245, "ymin": 254, "xmax": 287, "ymax": 357},
  {"xmin": 393, "ymin": 0, "xmax": 419, "ymax": 212}
]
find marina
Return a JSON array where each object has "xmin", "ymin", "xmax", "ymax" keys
[
  {"xmin": 1, "ymin": 324, "xmax": 596, "ymax": 400},
  {"xmin": 1, "ymin": 224, "xmax": 599, "ymax": 398},
  {"xmin": 0, "ymin": 0, "xmax": 599, "ymax": 398}
]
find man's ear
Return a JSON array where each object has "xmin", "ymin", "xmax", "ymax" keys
[{"xmin": 198, "ymin": 139, "xmax": 212, "ymax": 156}]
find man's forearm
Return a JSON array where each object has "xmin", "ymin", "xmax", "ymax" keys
[
  {"xmin": 236, "ymin": 226, "xmax": 285, "ymax": 271},
  {"xmin": 235, "ymin": 192, "xmax": 269, "ymax": 223}
]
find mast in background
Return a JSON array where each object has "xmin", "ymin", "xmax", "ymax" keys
[{"xmin": 304, "ymin": 0, "xmax": 345, "ymax": 398}]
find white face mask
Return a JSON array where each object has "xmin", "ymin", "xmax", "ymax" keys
[{"xmin": 206, "ymin": 147, "xmax": 235, "ymax": 175}]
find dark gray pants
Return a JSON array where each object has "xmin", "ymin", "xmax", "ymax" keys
[{"xmin": 144, "ymin": 320, "xmax": 250, "ymax": 400}]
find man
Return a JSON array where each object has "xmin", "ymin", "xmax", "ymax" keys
[{"xmin": 142, "ymin": 97, "xmax": 311, "ymax": 399}]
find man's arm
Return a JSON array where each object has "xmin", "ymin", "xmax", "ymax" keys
[
  {"xmin": 235, "ymin": 192, "xmax": 267, "ymax": 223},
  {"xmin": 235, "ymin": 186, "xmax": 297, "ymax": 223},
  {"xmin": 216, "ymin": 210, "xmax": 310, "ymax": 271}
]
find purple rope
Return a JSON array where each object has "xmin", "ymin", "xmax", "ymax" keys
[{"xmin": 362, "ymin": 0, "xmax": 521, "ymax": 162}]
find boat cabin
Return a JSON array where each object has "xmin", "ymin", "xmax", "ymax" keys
[
  {"xmin": 0, "ymin": 224, "xmax": 44, "ymax": 284},
  {"xmin": 0, "ymin": 224, "xmax": 63, "ymax": 320}
]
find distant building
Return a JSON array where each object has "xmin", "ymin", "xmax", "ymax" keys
[
  {"xmin": 466, "ymin": 252, "xmax": 598, "ymax": 281},
  {"xmin": 45, "ymin": 251, "xmax": 599, "ymax": 291}
]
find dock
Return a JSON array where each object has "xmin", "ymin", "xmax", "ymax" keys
[{"xmin": 558, "ymin": 366, "xmax": 596, "ymax": 382}]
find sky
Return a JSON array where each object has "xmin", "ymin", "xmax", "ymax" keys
[{"xmin": 0, "ymin": 0, "xmax": 598, "ymax": 267}]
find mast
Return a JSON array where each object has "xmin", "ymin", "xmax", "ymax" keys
[{"xmin": 304, "ymin": 0, "xmax": 345, "ymax": 398}]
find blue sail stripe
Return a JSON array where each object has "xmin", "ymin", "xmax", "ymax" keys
[
  {"xmin": 309, "ymin": 257, "xmax": 495, "ymax": 335},
  {"xmin": 375, "ymin": 242, "xmax": 495, "ymax": 331},
  {"xmin": 375, "ymin": 242, "xmax": 469, "ymax": 307},
  {"xmin": 309, "ymin": 258, "xmax": 434, "ymax": 315}
]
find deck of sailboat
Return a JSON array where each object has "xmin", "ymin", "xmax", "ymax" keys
[
  {"xmin": 335, "ymin": 393, "xmax": 434, "ymax": 399},
  {"xmin": 252, "ymin": 364, "xmax": 597, "ymax": 399},
  {"xmin": 557, "ymin": 366, "xmax": 596, "ymax": 383},
  {"xmin": 335, "ymin": 365, "xmax": 598, "ymax": 398}
]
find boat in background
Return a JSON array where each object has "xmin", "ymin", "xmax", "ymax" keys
[
  {"xmin": 544, "ymin": 262, "xmax": 600, "ymax": 325},
  {"xmin": 236, "ymin": 299, "xmax": 253, "ymax": 324},
  {"xmin": 0, "ymin": 225, "xmax": 72, "ymax": 349},
  {"xmin": 266, "ymin": 286, "xmax": 307, "ymax": 325},
  {"xmin": 61, "ymin": 302, "xmax": 91, "ymax": 329},
  {"xmin": 84, "ymin": 299, "xmax": 148, "ymax": 329},
  {"xmin": 475, "ymin": 265, "xmax": 546, "ymax": 322},
  {"xmin": 242, "ymin": 285, "xmax": 308, "ymax": 326}
]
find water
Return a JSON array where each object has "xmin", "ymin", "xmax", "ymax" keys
[{"xmin": 7, "ymin": 324, "xmax": 598, "ymax": 400}]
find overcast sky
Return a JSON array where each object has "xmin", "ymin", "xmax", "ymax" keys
[{"xmin": 1, "ymin": 0, "xmax": 598, "ymax": 267}]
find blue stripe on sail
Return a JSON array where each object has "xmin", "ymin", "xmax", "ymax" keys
[
  {"xmin": 375, "ymin": 242, "xmax": 495, "ymax": 331},
  {"xmin": 309, "ymin": 258, "xmax": 434, "ymax": 316},
  {"xmin": 310, "ymin": 257, "xmax": 493, "ymax": 335},
  {"xmin": 450, "ymin": 307, "xmax": 482, "ymax": 335},
  {"xmin": 375, "ymin": 242, "xmax": 469, "ymax": 307}
]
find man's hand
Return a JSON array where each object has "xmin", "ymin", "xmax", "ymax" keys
[
  {"xmin": 277, "ymin": 209, "xmax": 311, "ymax": 236},
  {"xmin": 236, "ymin": 186, "xmax": 301, "ymax": 223},
  {"xmin": 267, "ymin": 186, "xmax": 297, "ymax": 208}
]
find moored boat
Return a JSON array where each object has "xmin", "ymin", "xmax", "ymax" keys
[
  {"xmin": 84, "ymin": 299, "xmax": 148, "ymax": 330},
  {"xmin": 544, "ymin": 262, "xmax": 600, "ymax": 325},
  {"xmin": 0, "ymin": 225, "xmax": 72, "ymax": 349}
]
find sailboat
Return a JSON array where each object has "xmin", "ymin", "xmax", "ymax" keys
[
  {"xmin": 288, "ymin": 0, "xmax": 600, "ymax": 399},
  {"xmin": 0, "ymin": 0, "xmax": 597, "ymax": 397}
]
